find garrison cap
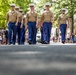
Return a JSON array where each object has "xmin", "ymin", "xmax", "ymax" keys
[
  {"xmin": 45, "ymin": 3, "xmax": 50, "ymax": 6},
  {"xmin": 15, "ymin": 6, "xmax": 20, "ymax": 9},
  {"xmin": 61, "ymin": 8, "xmax": 66, "ymax": 11},
  {"xmin": 29, "ymin": 3, "xmax": 35, "ymax": 7},
  {"xmin": 19, "ymin": 9, "xmax": 23, "ymax": 12},
  {"xmin": 10, "ymin": 3, "xmax": 15, "ymax": 7}
]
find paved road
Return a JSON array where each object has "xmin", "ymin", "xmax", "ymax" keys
[{"xmin": 0, "ymin": 44, "xmax": 76, "ymax": 75}]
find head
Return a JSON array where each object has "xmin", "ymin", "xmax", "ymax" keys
[
  {"xmin": 10, "ymin": 4, "xmax": 15, "ymax": 11},
  {"xmin": 15, "ymin": 6, "xmax": 19, "ymax": 11},
  {"xmin": 44, "ymin": 8, "xmax": 46, "ymax": 11},
  {"xmin": 45, "ymin": 3, "xmax": 50, "ymax": 11},
  {"xmin": 29, "ymin": 4, "xmax": 35, "ymax": 11},
  {"xmin": 22, "ymin": 12, "xmax": 25, "ymax": 16},
  {"xmin": 61, "ymin": 8, "xmax": 66, "ymax": 14},
  {"xmin": 62, "ymin": 10, "xmax": 66, "ymax": 14},
  {"xmin": 19, "ymin": 9, "xmax": 23, "ymax": 14}
]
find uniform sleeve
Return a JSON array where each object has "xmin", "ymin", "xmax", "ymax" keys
[
  {"xmin": 6, "ymin": 12, "xmax": 9, "ymax": 20},
  {"xmin": 15, "ymin": 11, "xmax": 20, "ymax": 23},
  {"xmin": 17, "ymin": 12, "xmax": 20, "ymax": 18},
  {"xmin": 51, "ymin": 12, "xmax": 54, "ymax": 21},
  {"xmin": 51, "ymin": 12, "xmax": 53, "ymax": 18},
  {"xmin": 66, "ymin": 15, "xmax": 69, "ymax": 20},
  {"xmin": 25, "ymin": 13, "xmax": 29, "ymax": 26},
  {"xmin": 26, "ymin": 13, "xmax": 29, "ymax": 21},
  {"xmin": 23, "ymin": 17, "xmax": 25, "ymax": 22},
  {"xmin": 36, "ymin": 13, "xmax": 38, "ymax": 20},
  {"xmin": 58, "ymin": 15, "xmax": 61, "ymax": 21},
  {"xmin": 40, "ymin": 13, "xmax": 44, "ymax": 21},
  {"xmin": 40, "ymin": 13, "xmax": 44, "ymax": 26},
  {"xmin": 16, "ymin": 11, "xmax": 19, "ymax": 19},
  {"xmin": 21, "ymin": 14, "xmax": 23, "ymax": 20}
]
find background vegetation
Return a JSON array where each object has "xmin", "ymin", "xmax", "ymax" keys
[{"xmin": 0, "ymin": 0, "xmax": 76, "ymax": 31}]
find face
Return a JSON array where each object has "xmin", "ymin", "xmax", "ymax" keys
[
  {"xmin": 11, "ymin": 6, "xmax": 15, "ymax": 10},
  {"xmin": 46, "ymin": 5, "xmax": 50, "ymax": 10},
  {"xmin": 15, "ymin": 8, "xmax": 19, "ymax": 11},
  {"xmin": 62, "ymin": 10, "xmax": 65, "ymax": 14},
  {"xmin": 30, "ymin": 6, "xmax": 34, "ymax": 11},
  {"xmin": 19, "ymin": 11, "xmax": 23, "ymax": 14}
]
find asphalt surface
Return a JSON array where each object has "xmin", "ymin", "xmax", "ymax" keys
[{"xmin": 0, "ymin": 44, "xmax": 76, "ymax": 75}]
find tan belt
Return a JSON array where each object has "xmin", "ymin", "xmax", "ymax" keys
[
  {"xmin": 44, "ymin": 21, "xmax": 51, "ymax": 23},
  {"xmin": 28, "ymin": 20, "xmax": 36, "ymax": 22},
  {"xmin": 9, "ymin": 21, "xmax": 16, "ymax": 23}
]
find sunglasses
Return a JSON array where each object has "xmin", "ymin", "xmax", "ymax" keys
[
  {"xmin": 30, "ymin": 6, "xmax": 34, "ymax": 7},
  {"xmin": 11, "ymin": 6, "xmax": 15, "ymax": 7},
  {"xmin": 62, "ymin": 10, "xmax": 66, "ymax": 11},
  {"xmin": 46, "ymin": 5, "xmax": 50, "ymax": 7}
]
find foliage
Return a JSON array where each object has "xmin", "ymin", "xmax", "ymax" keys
[
  {"xmin": 0, "ymin": 0, "xmax": 76, "ymax": 28},
  {"xmin": 0, "ymin": 0, "xmax": 31, "ymax": 28},
  {"xmin": 36, "ymin": 0, "xmax": 76, "ymax": 27}
]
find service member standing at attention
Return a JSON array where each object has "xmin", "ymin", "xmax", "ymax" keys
[
  {"xmin": 40, "ymin": 3, "xmax": 54, "ymax": 44},
  {"xmin": 58, "ymin": 8, "xmax": 69, "ymax": 44},
  {"xmin": 15, "ymin": 7, "xmax": 23, "ymax": 45},
  {"xmin": 6, "ymin": 4, "xmax": 18, "ymax": 45},
  {"xmin": 26, "ymin": 3, "xmax": 38, "ymax": 44}
]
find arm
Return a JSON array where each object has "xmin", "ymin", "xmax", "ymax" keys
[
  {"xmin": 40, "ymin": 13, "xmax": 44, "ymax": 27},
  {"xmin": 25, "ymin": 13, "xmax": 29, "ymax": 29},
  {"xmin": 58, "ymin": 16, "xmax": 60, "ymax": 29},
  {"xmin": 6, "ymin": 13, "xmax": 9, "ymax": 27},
  {"xmin": 20, "ymin": 15, "xmax": 24, "ymax": 28},
  {"xmin": 51, "ymin": 13, "xmax": 54, "ymax": 24},
  {"xmin": 67, "ymin": 16, "xmax": 70, "ymax": 28},
  {"xmin": 36, "ymin": 13, "xmax": 39, "ymax": 28},
  {"xmin": 15, "ymin": 11, "xmax": 19, "ymax": 26}
]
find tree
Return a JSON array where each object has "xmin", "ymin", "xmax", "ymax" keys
[
  {"xmin": 37, "ymin": 0, "xmax": 76, "ymax": 32},
  {"xmin": 0, "ymin": 0, "xmax": 31, "ymax": 28}
]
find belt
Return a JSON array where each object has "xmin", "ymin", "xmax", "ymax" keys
[
  {"xmin": 60, "ymin": 23, "xmax": 67, "ymax": 25},
  {"xmin": 9, "ymin": 21, "xmax": 16, "ymax": 23},
  {"xmin": 44, "ymin": 21, "xmax": 51, "ymax": 23},
  {"xmin": 28, "ymin": 21, "xmax": 36, "ymax": 22}
]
